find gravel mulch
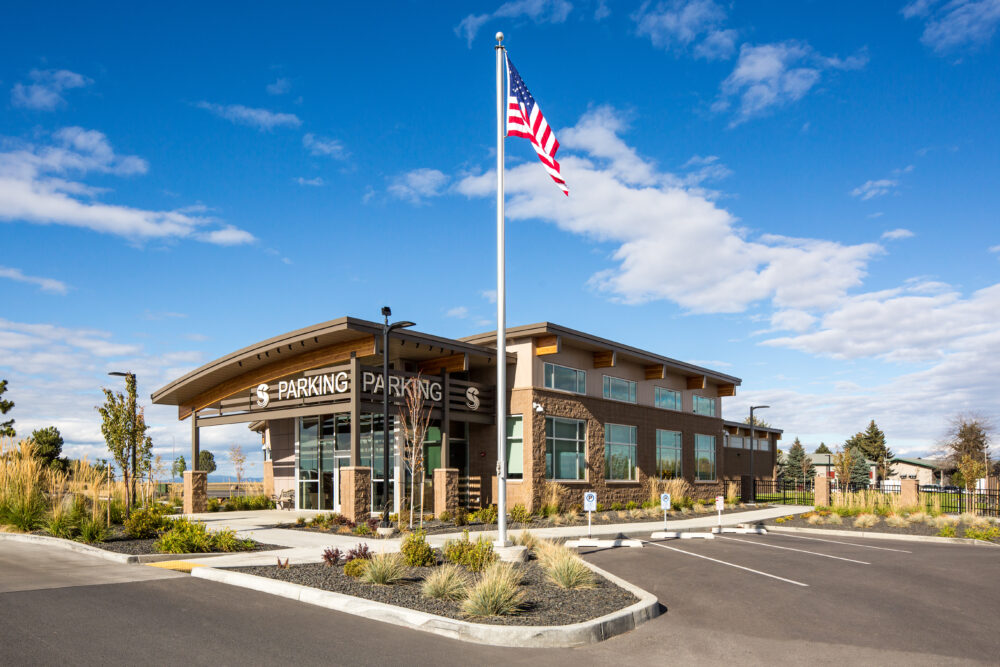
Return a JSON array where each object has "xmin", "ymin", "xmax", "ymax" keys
[
  {"xmin": 764, "ymin": 512, "xmax": 1000, "ymax": 544},
  {"xmin": 83, "ymin": 527, "xmax": 287, "ymax": 555},
  {"xmin": 226, "ymin": 560, "xmax": 638, "ymax": 626}
]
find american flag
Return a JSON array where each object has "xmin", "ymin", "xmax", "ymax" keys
[{"xmin": 506, "ymin": 55, "xmax": 568, "ymax": 196}]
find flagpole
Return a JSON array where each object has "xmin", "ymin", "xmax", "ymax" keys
[{"xmin": 494, "ymin": 31, "xmax": 510, "ymax": 548}]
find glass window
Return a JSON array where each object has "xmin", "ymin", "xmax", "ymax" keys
[
  {"xmin": 756, "ymin": 438, "xmax": 769, "ymax": 451},
  {"xmin": 603, "ymin": 376, "xmax": 637, "ymax": 403},
  {"xmin": 543, "ymin": 362, "xmax": 586, "ymax": 394},
  {"xmin": 695, "ymin": 434, "xmax": 716, "ymax": 481},
  {"xmin": 693, "ymin": 396, "xmax": 716, "ymax": 416},
  {"xmin": 604, "ymin": 424, "xmax": 637, "ymax": 480},
  {"xmin": 545, "ymin": 416, "xmax": 586, "ymax": 480},
  {"xmin": 655, "ymin": 387, "xmax": 681, "ymax": 410},
  {"xmin": 423, "ymin": 426, "xmax": 442, "ymax": 474},
  {"xmin": 656, "ymin": 429, "xmax": 682, "ymax": 478},
  {"xmin": 727, "ymin": 435, "xmax": 744, "ymax": 449},
  {"xmin": 506, "ymin": 416, "xmax": 523, "ymax": 480}
]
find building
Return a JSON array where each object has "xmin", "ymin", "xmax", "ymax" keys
[
  {"xmin": 151, "ymin": 316, "xmax": 781, "ymax": 520},
  {"xmin": 888, "ymin": 457, "xmax": 948, "ymax": 487}
]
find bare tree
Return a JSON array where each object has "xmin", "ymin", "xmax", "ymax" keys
[
  {"xmin": 398, "ymin": 374, "xmax": 432, "ymax": 529},
  {"xmin": 939, "ymin": 413, "xmax": 993, "ymax": 468},
  {"xmin": 228, "ymin": 443, "xmax": 247, "ymax": 494}
]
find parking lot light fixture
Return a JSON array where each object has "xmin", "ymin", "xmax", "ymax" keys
[
  {"xmin": 380, "ymin": 307, "xmax": 415, "ymax": 525},
  {"xmin": 749, "ymin": 405, "xmax": 769, "ymax": 502}
]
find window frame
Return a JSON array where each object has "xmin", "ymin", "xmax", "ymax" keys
[
  {"xmin": 602, "ymin": 375, "xmax": 637, "ymax": 404},
  {"xmin": 654, "ymin": 386, "xmax": 682, "ymax": 411},
  {"xmin": 543, "ymin": 362, "xmax": 587, "ymax": 395},
  {"xmin": 656, "ymin": 429, "xmax": 683, "ymax": 479},
  {"xmin": 604, "ymin": 423, "xmax": 638, "ymax": 481},
  {"xmin": 506, "ymin": 415, "xmax": 523, "ymax": 480},
  {"xmin": 693, "ymin": 395, "xmax": 716, "ymax": 417},
  {"xmin": 545, "ymin": 416, "xmax": 587, "ymax": 481},
  {"xmin": 694, "ymin": 433, "xmax": 717, "ymax": 482}
]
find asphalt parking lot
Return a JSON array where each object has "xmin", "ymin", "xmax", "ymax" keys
[{"xmin": 582, "ymin": 529, "xmax": 1000, "ymax": 663}]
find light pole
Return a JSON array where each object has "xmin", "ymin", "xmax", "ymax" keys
[
  {"xmin": 108, "ymin": 371, "xmax": 136, "ymax": 517},
  {"xmin": 380, "ymin": 307, "xmax": 415, "ymax": 526},
  {"xmin": 749, "ymin": 405, "xmax": 769, "ymax": 503}
]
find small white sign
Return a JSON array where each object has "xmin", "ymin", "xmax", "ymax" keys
[
  {"xmin": 660, "ymin": 493, "xmax": 672, "ymax": 511},
  {"xmin": 583, "ymin": 491, "xmax": 597, "ymax": 512},
  {"xmin": 715, "ymin": 495, "xmax": 725, "ymax": 511}
]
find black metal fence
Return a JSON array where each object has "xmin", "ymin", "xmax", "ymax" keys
[
  {"xmin": 725, "ymin": 478, "xmax": 815, "ymax": 505},
  {"xmin": 920, "ymin": 485, "xmax": 1000, "ymax": 517}
]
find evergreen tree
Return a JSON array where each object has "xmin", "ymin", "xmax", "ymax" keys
[
  {"xmin": 848, "ymin": 447, "xmax": 871, "ymax": 489},
  {"xmin": 815, "ymin": 442, "xmax": 832, "ymax": 454},
  {"xmin": 30, "ymin": 426, "xmax": 66, "ymax": 470},
  {"xmin": 0, "ymin": 379, "xmax": 14, "ymax": 437},
  {"xmin": 172, "ymin": 455, "xmax": 187, "ymax": 480},
  {"xmin": 743, "ymin": 415, "xmax": 771, "ymax": 428},
  {"xmin": 846, "ymin": 420, "xmax": 894, "ymax": 482},
  {"xmin": 775, "ymin": 449, "xmax": 788, "ymax": 481},
  {"xmin": 784, "ymin": 438, "xmax": 815, "ymax": 485},
  {"xmin": 198, "ymin": 450, "xmax": 217, "ymax": 474}
]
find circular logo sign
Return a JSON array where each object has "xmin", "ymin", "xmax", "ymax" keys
[
  {"xmin": 256, "ymin": 383, "xmax": 270, "ymax": 408},
  {"xmin": 465, "ymin": 386, "xmax": 480, "ymax": 410}
]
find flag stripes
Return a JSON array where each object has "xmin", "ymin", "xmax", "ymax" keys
[{"xmin": 505, "ymin": 55, "xmax": 568, "ymax": 195}]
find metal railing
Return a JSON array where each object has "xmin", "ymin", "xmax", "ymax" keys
[
  {"xmin": 920, "ymin": 485, "xmax": 1000, "ymax": 517},
  {"xmin": 725, "ymin": 478, "xmax": 815, "ymax": 505}
]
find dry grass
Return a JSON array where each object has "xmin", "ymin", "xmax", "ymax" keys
[
  {"xmin": 680, "ymin": 506, "xmax": 692, "ymax": 515},
  {"xmin": 422, "ymin": 564, "xmax": 469, "ymax": 601},
  {"xmin": 825, "ymin": 513, "xmax": 843, "ymax": 525},
  {"xmin": 461, "ymin": 562, "xmax": 526, "ymax": 617},
  {"xmin": 513, "ymin": 530, "xmax": 538, "ymax": 550},
  {"xmin": 627, "ymin": 508, "xmax": 644, "ymax": 520},
  {"xmin": 540, "ymin": 481, "xmax": 570, "ymax": 513},
  {"xmin": 906, "ymin": 511, "xmax": 931, "ymax": 525},
  {"xmin": 692, "ymin": 502, "xmax": 709, "ymax": 514},
  {"xmin": 806, "ymin": 513, "xmax": 825, "ymax": 525},
  {"xmin": 832, "ymin": 489, "xmax": 903, "ymax": 515},
  {"xmin": 885, "ymin": 514, "xmax": 908, "ymax": 528},
  {"xmin": 959, "ymin": 513, "xmax": 981, "ymax": 526},
  {"xmin": 360, "ymin": 553, "xmax": 408, "ymax": 585},
  {"xmin": 934, "ymin": 515, "xmax": 958, "ymax": 529},
  {"xmin": 644, "ymin": 477, "xmax": 691, "ymax": 507},
  {"xmin": 544, "ymin": 550, "xmax": 596, "ymax": 590},
  {"xmin": 854, "ymin": 513, "xmax": 879, "ymax": 529}
]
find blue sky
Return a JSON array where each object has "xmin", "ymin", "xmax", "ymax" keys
[{"xmin": 2, "ymin": 0, "xmax": 999, "ymax": 478}]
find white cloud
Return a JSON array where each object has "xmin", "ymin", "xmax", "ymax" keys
[
  {"xmin": 302, "ymin": 133, "xmax": 347, "ymax": 159},
  {"xmin": 0, "ymin": 266, "xmax": 68, "ymax": 294},
  {"xmin": 389, "ymin": 168, "xmax": 449, "ymax": 204},
  {"xmin": 456, "ymin": 106, "xmax": 881, "ymax": 314},
  {"xmin": 769, "ymin": 309, "xmax": 817, "ymax": 333},
  {"xmin": 594, "ymin": 0, "xmax": 610, "ymax": 20},
  {"xmin": 0, "ymin": 128, "xmax": 255, "ymax": 245},
  {"xmin": 903, "ymin": 0, "xmax": 1000, "ymax": 54},
  {"xmin": 881, "ymin": 228, "xmax": 914, "ymax": 240},
  {"xmin": 480, "ymin": 289, "xmax": 498, "ymax": 303},
  {"xmin": 266, "ymin": 77, "xmax": 291, "ymax": 95},
  {"xmin": 990, "ymin": 244, "xmax": 1000, "ymax": 253},
  {"xmin": 446, "ymin": 306, "xmax": 469, "ymax": 319},
  {"xmin": 295, "ymin": 176, "xmax": 324, "ymax": 187},
  {"xmin": 195, "ymin": 102, "xmax": 301, "ymax": 131},
  {"xmin": 456, "ymin": 0, "xmax": 573, "ymax": 47},
  {"xmin": 11, "ymin": 69, "xmax": 92, "ymax": 110},
  {"xmin": 199, "ymin": 225, "xmax": 256, "ymax": 246},
  {"xmin": 714, "ymin": 41, "xmax": 867, "ymax": 125},
  {"xmin": 633, "ymin": 0, "xmax": 736, "ymax": 60},
  {"xmin": 851, "ymin": 178, "xmax": 899, "ymax": 200}
]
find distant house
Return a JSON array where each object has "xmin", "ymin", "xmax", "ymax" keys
[
  {"xmin": 810, "ymin": 452, "xmax": 877, "ymax": 485},
  {"xmin": 888, "ymin": 457, "xmax": 948, "ymax": 487}
]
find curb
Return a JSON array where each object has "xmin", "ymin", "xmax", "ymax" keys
[
  {"xmin": 191, "ymin": 560, "xmax": 660, "ymax": 648},
  {"xmin": 766, "ymin": 525, "xmax": 1000, "ymax": 547},
  {"xmin": 0, "ymin": 532, "xmax": 277, "ymax": 563}
]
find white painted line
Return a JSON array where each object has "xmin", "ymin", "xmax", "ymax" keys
[
  {"xmin": 768, "ymin": 532, "xmax": 911, "ymax": 553},
  {"xmin": 717, "ymin": 536, "xmax": 871, "ymax": 565},
  {"xmin": 642, "ymin": 540, "xmax": 808, "ymax": 587}
]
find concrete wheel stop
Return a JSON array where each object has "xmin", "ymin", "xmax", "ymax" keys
[
  {"xmin": 650, "ymin": 531, "xmax": 714, "ymax": 540},
  {"xmin": 566, "ymin": 536, "xmax": 643, "ymax": 549},
  {"xmin": 712, "ymin": 524, "xmax": 767, "ymax": 535}
]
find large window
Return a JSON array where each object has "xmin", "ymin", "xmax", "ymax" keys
[
  {"xmin": 694, "ymin": 434, "xmax": 716, "ymax": 481},
  {"xmin": 693, "ymin": 395, "xmax": 716, "ymax": 417},
  {"xmin": 726, "ymin": 435, "xmax": 744, "ymax": 449},
  {"xmin": 604, "ymin": 424, "xmax": 637, "ymax": 480},
  {"xmin": 545, "ymin": 417, "xmax": 586, "ymax": 480},
  {"xmin": 656, "ymin": 429, "xmax": 682, "ymax": 478},
  {"xmin": 655, "ymin": 387, "xmax": 681, "ymax": 410},
  {"xmin": 506, "ymin": 415, "xmax": 523, "ymax": 480},
  {"xmin": 544, "ymin": 362, "xmax": 587, "ymax": 394},
  {"xmin": 603, "ymin": 376, "xmax": 637, "ymax": 403}
]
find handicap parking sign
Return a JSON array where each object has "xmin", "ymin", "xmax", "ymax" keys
[
  {"xmin": 583, "ymin": 491, "xmax": 597, "ymax": 512},
  {"xmin": 660, "ymin": 493, "xmax": 671, "ymax": 511}
]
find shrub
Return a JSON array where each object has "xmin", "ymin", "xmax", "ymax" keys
[
  {"xmin": 885, "ymin": 514, "xmax": 908, "ymax": 528},
  {"xmin": 345, "ymin": 543, "xmax": 372, "ymax": 562},
  {"xmin": 401, "ymin": 529, "xmax": 436, "ymax": 567},
  {"xmin": 854, "ymin": 513, "xmax": 879, "ymax": 529},
  {"xmin": 224, "ymin": 494, "xmax": 274, "ymax": 511},
  {"xmin": 453, "ymin": 509, "xmax": 468, "ymax": 526},
  {"xmin": 963, "ymin": 525, "xmax": 1000, "ymax": 542},
  {"xmin": 474, "ymin": 505, "xmax": 498, "ymax": 525},
  {"xmin": 46, "ymin": 511, "xmax": 79, "ymax": 539},
  {"xmin": 774, "ymin": 517, "xmax": 786, "ymax": 524},
  {"xmin": 107, "ymin": 500, "xmax": 126, "ymax": 525},
  {"xmin": 124, "ymin": 507, "xmax": 167, "ymax": 539},
  {"xmin": 937, "ymin": 524, "xmax": 957, "ymax": 538},
  {"xmin": 212, "ymin": 528, "xmax": 255, "ymax": 553},
  {"xmin": 625, "ymin": 501, "xmax": 638, "ymax": 511},
  {"xmin": 960, "ymin": 512, "xmax": 983, "ymax": 526},
  {"xmin": 322, "ymin": 547, "xmax": 342, "ymax": 566},
  {"xmin": 513, "ymin": 530, "xmax": 538, "ymax": 550},
  {"xmin": 360, "ymin": 552, "xmax": 407, "ymax": 585},
  {"xmin": 154, "ymin": 519, "xmax": 254, "ymax": 553},
  {"xmin": 610, "ymin": 502, "xmax": 623, "ymax": 511},
  {"xmin": 906, "ymin": 511, "xmax": 931, "ymax": 525},
  {"xmin": 443, "ymin": 531, "xmax": 498, "ymax": 572},
  {"xmin": 934, "ymin": 515, "xmax": 958, "ymax": 529},
  {"xmin": 461, "ymin": 562, "xmax": 525, "ymax": 617},
  {"xmin": 206, "ymin": 498, "xmax": 221, "ymax": 512},
  {"xmin": 343, "ymin": 558, "xmax": 368, "ymax": 578},
  {"xmin": 78, "ymin": 516, "xmax": 107, "ymax": 543},
  {"xmin": 826, "ymin": 513, "xmax": 843, "ymax": 525},
  {"xmin": 508, "ymin": 504, "xmax": 531, "ymax": 524},
  {"xmin": 353, "ymin": 523, "xmax": 372, "ymax": 536},
  {"xmin": 422, "ymin": 564, "xmax": 469, "ymax": 601},
  {"xmin": 545, "ymin": 551, "xmax": 596, "ymax": 590},
  {"xmin": 595, "ymin": 502, "xmax": 606, "ymax": 512},
  {"xmin": 806, "ymin": 513, "xmax": 824, "ymax": 525},
  {"xmin": 538, "ymin": 504, "xmax": 560, "ymax": 518},
  {"xmin": 438, "ymin": 510, "xmax": 452, "ymax": 523},
  {"xmin": 295, "ymin": 516, "xmax": 307, "ymax": 526}
]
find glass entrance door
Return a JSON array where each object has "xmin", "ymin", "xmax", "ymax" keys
[{"xmin": 299, "ymin": 417, "xmax": 320, "ymax": 509}]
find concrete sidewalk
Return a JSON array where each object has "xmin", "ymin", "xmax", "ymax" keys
[{"xmin": 192, "ymin": 504, "xmax": 811, "ymax": 567}]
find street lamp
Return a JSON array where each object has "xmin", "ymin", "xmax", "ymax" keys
[
  {"xmin": 108, "ymin": 371, "xmax": 136, "ymax": 517},
  {"xmin": 380, "ymin": 307, "xmax": 415, "ymax": 525},
  {"xmin": 749, "ymin": 404, "xmax": 769, "ymax": 503}
]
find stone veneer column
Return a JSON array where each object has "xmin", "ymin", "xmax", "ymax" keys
[
  {"xmin": 183, "ymin": 470, "xmax": 207, "ymax": 514},
  {"xmin": 900, "ymin": 478, "xmax": 919, "ymax": 508},
  {"xmin": 434, "ymin": 468, "xmax": 459, "ymax": 517},
  {"xmin": 262, "ymin": 460, "xmax": 274, "ymax": 498},
  {"xmin": 340, "ymin": 466, "xmax": 372, "ymax": 524},
  {"xmin": 814, "ymin": 474, "xmax": 830, "ymax": 507}
]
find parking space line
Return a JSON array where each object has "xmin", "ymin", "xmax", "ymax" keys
[
  {"xmin": 642, "ymin": 540, "xmax": 809, "ymax": 587},
  {"xmin": 717, "ymin": 536, "xmax": 870, "ymax": 564},
  {"xmin": 768, "ymin": 532, "xmax": 911, "ymax": 553}
]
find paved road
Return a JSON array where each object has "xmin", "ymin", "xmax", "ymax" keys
[{"xmin": 1, "ymin": 534, "xmax": 996, "ymax": 665}]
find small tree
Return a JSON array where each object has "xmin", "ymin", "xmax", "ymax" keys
[
  {"xmin": 172, "ymin": 455, "xmax": 187, "ymax": 480},
  {"xmin": 198, "ymin": 450, "xmax": 217, "ymax": 474},
  {"xmin": 228, "ymin": 443, "xmax": 247, "ymax": 493},
  {"xmin": 0, "ymin": 379, "xmax": 15, "ymax": 437},
  {"xmin": 30, "ymin": 426, "xmax": 66, "ymax": 470},
  {"xmin": 941, "ymin": 414, "xmax": 991, "ymax": 466},
  {"xmin": 846, "ymin": 420, "xmax": 894, "ymax": 484},
  {"xmin": 398, "ymin": 374, "xmax": 432, "ymax": 529},
  {"xmin": 956, "ymin": 454, "xmax": 987, "ymax": 494},
  {"xmin": 97, "ymin": 374, "xmax": 151, "ymax": 517},
  {"xmin": 815, "ymin": 442, "xmax": 832, "ymax": 455},
  {"xmin": 833, "ymin": 446, "xmax": 854, "ymax": 490},
  {"xmin": 784, "ymin": 438, "xmax": 815, "ymax": 487},
  {"xmin": 848, "ymin": 448, "xmax": 871, "ymax": 489}
]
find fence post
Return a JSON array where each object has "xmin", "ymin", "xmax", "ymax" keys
[
  {"xmin": 814, "ymin": 474, "xmax": 830, "ymax": 508},
  {"xmin": 900, "ymin": 479, "xmax": 918, "ymax": 508}
]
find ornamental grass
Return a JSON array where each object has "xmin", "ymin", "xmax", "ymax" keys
[
  {"xmin": 544, "ymin": 550, "xmax": 596, "ymax": 590},
  {"xmin": 421, "ymin": 564, "xmax": 469, "ymax": 601},
  {"xmin": 853, "ymin": 513, "xmax": 879, "ymax": 529},
  {"xmin": 460, "ymin": 562, "xmax": 525, "ymax": 618},
  {"xmin": 360, "ymin": 552, "xmax": 408, "ymax": 586}
]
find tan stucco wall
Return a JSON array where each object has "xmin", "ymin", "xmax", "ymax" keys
[{"xmin": 267, "ymin": 418, "xmax": 296, "ymax": 497}]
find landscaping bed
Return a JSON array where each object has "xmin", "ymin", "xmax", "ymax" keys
[
  {"xmin": 86, "ymin": 526, "xmax": 286, "ymax": 555},
  {"xmin": 764, "ymin": 510, "xmax": 1000, "ymax": 544},
  {"xmin": 225, "ymin": 559, "xmax": 637, "ymax": 626}
]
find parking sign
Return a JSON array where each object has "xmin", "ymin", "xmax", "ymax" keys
[
  {"xmin": 583, "ymin": 491, "xmax": 597, "ymax": 512},
  {"xmin": 715, "ymin": 495, "xmax": 724, "ymax": 511},
  {"xmin": 660, "ymin": 493, "xmax": 671, "ymax": 511}
]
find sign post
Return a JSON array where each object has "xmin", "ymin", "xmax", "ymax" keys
[
  {"xmin": 716, "ymin": 495, "xmax": 724, "ymax": 528},
  {"xmin": 660, "ymin": 492, "xmax": 671, "ymax": 530},
  {"xmin": 583, "ymin": 491, "xmax": 597, "ymax": 538}
]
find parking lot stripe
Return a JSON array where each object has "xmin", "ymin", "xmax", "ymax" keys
[
  {"xmin": 769, "ymin": 532, "xmax": 912, "ymax": 553},
  {"xmin": 717, "ymin": 536, "xmax": 871, "ymax": 564},
  {"xmin": 642, "ymin": 540, "xmax": 809, "ymax": 587}
]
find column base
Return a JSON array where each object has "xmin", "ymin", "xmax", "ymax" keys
[{"xmin": 183, "ymin": 470, "xmax": 208, "ymax": 514}]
